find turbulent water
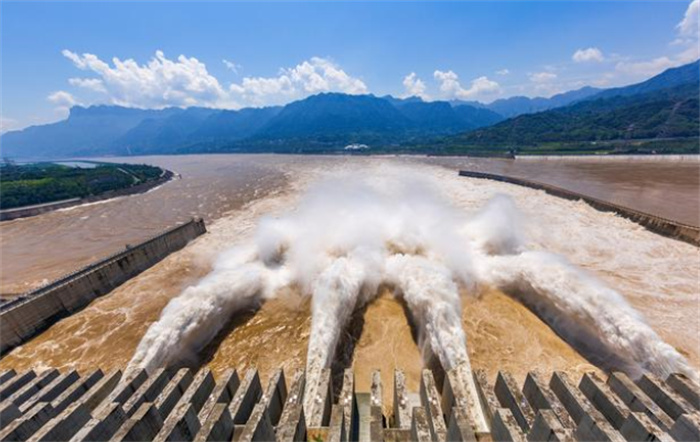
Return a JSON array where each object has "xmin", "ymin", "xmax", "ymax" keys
[{"xmin": 1, "ymin": 155, "xmax": 698, "ymax": 408}]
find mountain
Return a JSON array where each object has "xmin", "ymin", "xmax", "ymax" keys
[
  {"xmin": 0, "ymin": 106, "xmax": 181, "ymax": 158},
  {"xmin": 480, "ymin": 86, "xmax": 602, "ymax": 118},
  {"xmin": 441, "ymin": 61, "xmax": 700, "ymax": 154}
]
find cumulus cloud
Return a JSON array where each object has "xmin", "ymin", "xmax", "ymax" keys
[
  {"xmin": 48, "ymin": 90, "xmax": 79, "ymax": 107},
  {"xmin": 228, "ymin": 57, "xmax": 367, "ymax": 105},
  {"xmin": 614, "ymin": 56, "xmax": 676, "ymax": 77},
  {"xmin": 496, "ymin": 69, "xmax": 510, "ymax": 75},
  {"xmin": 572, "ymin": 47, "xmax": 604, "ymax": 63},
  {"xmin": 62, "ymin": 50, "xmax": 229, "ymax": 108},
  {"xmin": 401, "ymin": 72, "xmax": 428, "ymax": 99},
  {"xmin": 433, "ymin": 70, "xmax": 500, "ymax": 99},
  {"xmin": 529, "ymin": 71, "xmax": 558, "ymax": 83},
  {"xmin": 60, "ymin": 51, "xmax": 367, "ymax": 109},
  {"xmin": 677, "ymin": 0, "xmax": 699, "ymax": 36}
]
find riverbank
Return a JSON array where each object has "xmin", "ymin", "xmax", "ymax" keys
[{"xmin": 0, "ymin": 168, "xmax": 175, "ymax": 222}]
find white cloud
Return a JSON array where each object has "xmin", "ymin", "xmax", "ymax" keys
[
  {"xmin": 529, "ymin": 71, "xmax": 558, "ymax": 83},
  {"xmin": 572, "ymin": 47, "xmax": 604, "ymax": 63},
  {"xmin": 677, "ymin": 0, "xmax": 699, "ymax": 36},
  {"xmin": 60, "ymin": 51, "xmax": 367, "ymax": 109},
  {"xmin": 401, "ymin": 72, "xmax": 428, "ymax": 99},
  {"xmin": 0, "ymin": 116, "xmax": 20, "ymax": 134},
  {"xmin": 496, "ymin": 69, "xmax": 510, "ymax": 75},
  {"xmin": 62, "ymin": 50, "xmax": 229, "ymax": 108},
  {"xmin": 228, "ymin": 57, "xmax": 367, "ymax": 105},
  {"xmin": 433, "ymin": 70, "xmax": 500, "ymax": 99},
  {"xmin": 48, "ymin": 90, "xmax": 79, "ymax": 107},
  {"xmin": 68, "ymin": 77, "xmax": 107, "ymax": 93},
  {"xmin": 222, "ymin": 59, "xmax": 240, "ymax": 74}
]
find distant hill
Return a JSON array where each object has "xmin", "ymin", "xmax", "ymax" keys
[
  {"xmin": 0, "ymin": 94, "xmax": 502, "ymax": 158},
  {"xmin": 440, "ymin": 61, "xmax": 700, "ymax": 155},
  {"xmin": 451, "ymin": 86, "xmax": 602, "ymax": 118}
]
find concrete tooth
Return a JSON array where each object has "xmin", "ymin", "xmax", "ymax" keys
[
  {"xmin": 339, "ymin": 369, "xmax": 357, "ymax": 442},
  {"xmin": 392, "ymin": 370, "xmax": 411, "ymax": 430},
  {"xmin": 447, "ymin": 406, "xmax": 477, "ymax": 442},
  {"xmin": 636, "ymin": 373, "xmax": 695, "ymax": 420},
  {"xmin": 20, "ymin": 369, "xmax": 80, "ymax": 413},
  {"xmin": 619, "ymin": 411, "xmax": 673, "ymax": 442},
  {"xmin": 99, "ymin": 369, "xmax": 146, "ymax": 410},
  {"xmin": 276, "ymin": 371, "xmax": 306, "ymax": 442},
  {"xmin": 665, "ymin": 373, "xmax": 700, "ymax": 411},
  {"xmin": 239, "ymin": 402, "xmax": 274, "ymax": 442},
  {"xmin": 70, "ymin": 401, "xmax": 126, "ymax": 441},
  {"xmin": 261, "ymin": 369, "xmax": 286, "ymax": 427},
  {"xmin": 669, "ymin": 413, "xmax": 700, "ymax": 441},
  {"xmin": 443, "ymin": 365, "xmax": 488, "ymax": 437},
  {"xmin": 578, "ymin": 372, "xmax": 630, "ymax": 430},
  {"xmin": 419, "ymin": 369, "xmax": 447, "ymax": 442},
  {"xmin": 307, "ymin": 368, "xmax": 332, "ymax": 428},
  {"xmin": 194, "ymin": 403, "xmax": 233, "ymax": 442},
  {"xmin": 154, "ymin": 401, "xmax": 201, "ymax": 442},
  {"xmin": 198, "ymin": 369, "xmax": 239, "ymax": 423},
  {"xmin": 228, "ymin": 369, "xmax": 262, "ymax": 425},
  {"xmin": 370, "ymin": 370, "xmax": 383, "ymax": 409},
  {"xmin": 110, "ymin": 402, "xmax": 163, "ymax": 442},
  {"xmin": 491, "ymin": 408, "xmax": 526, "ymax": 442},
  {"xmin": 410, "ymin": 406, "xmax": 431, "ymax": 442},
  {"xmin": 51, "ymin": 370, "xmax": 107, "ymax": 415},
  {"xmin": 495, "ymin": 371, "xmax": 535, "ymax": 432},
  {"xmin": 0, "ymin": 369, "xmax": 59, "ymax": 409},
  {"xmin": 275, "ymin": 403, "xmax": 305, "ymax": 442},
  {"xmin": 524, "ymin": 372, "xmax": 575, "ymax": 430},
  {"xmin": 0, "ymin": 371, "xmax": 38, "ymax": 400},
  {"xmin": 0, "ymin": 401, "xmax": 23, "ymax": 431},
  {"xmin": 155, "ymin": 368, "xmax": 193, "ymax": 419},
  {"xmin": 607, "ymin": 372, "xmax": 674, "ymax": 432},
  {"xmin": 527, "ymin": 410, "xmax": 575, "ymax": 442},
  {"xmin": 179, "ymin": 369, "xmax": 216, "ymax": 415},
  {"xmin": 122, "ymin": 368, "xmax": 171, "ymax": 417},
  {"xmin": 328, "ymin": 404, "xmax": 347, "ymax": 442},
  {"xmin": 473, "ymin": 369, "xmax": 499, "ymax": 427},
  {"xmin": 0, "ymin": 402, "xmax": 54, "ymax": 441},
  {"xmin": 549, "ymin": 372, "xmax": 622, "ymax": 442},
  {"xmin": 28, "ymin": 401, "xmax": 91, "ymax": 441},
  {"xmin": 369, "ymin": 371, "xmax": 384, "ymax": 442},
  {"xmin": 0, "ymin": 370, "xmax": 17, "ymax": 387}
]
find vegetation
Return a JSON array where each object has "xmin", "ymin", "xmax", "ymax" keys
[{"xmin": 0, "ymin": 162, "xmax": 163, "ymax": 210}]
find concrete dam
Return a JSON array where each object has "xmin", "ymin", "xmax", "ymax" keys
[
  {"xmin": 0, "ymin": 218, "xmax": 207, "ymax": 355},
  {"xmin": 0, "ymin": 365, "xmax": 698, "ymax": 441},
  {"xmin": 458, "ymin": 170, "xmax": 700, "ymax": 247}
]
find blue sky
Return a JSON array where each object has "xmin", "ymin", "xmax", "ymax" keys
[{"xmin": 1, "ymin": 1, "xmax": 698, "ymax": 131}]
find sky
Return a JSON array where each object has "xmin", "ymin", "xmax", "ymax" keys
[{"xmin": 1, "ymin": 0, "xmax": 698, "ymax": 132}]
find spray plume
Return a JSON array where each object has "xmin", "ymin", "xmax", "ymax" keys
[{"xmin": 127, "ymin": 171, "xmax": 697, "ymax": 419}]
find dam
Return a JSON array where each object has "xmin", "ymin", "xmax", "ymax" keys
[
  {"xmin": 0, "ymin": 218, "xmax": 207, "ymax": 355},
  {"xmin": 0, "ymin": 366, "xmax": 698, "ymax": 441}
]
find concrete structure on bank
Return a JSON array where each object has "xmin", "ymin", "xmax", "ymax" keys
[
  {"xmin": 0, "ymin": 218, "xmax": 207, "ymax": 355},
  {"xmin": 459, "ymin": 170, "xmax": 700, "ymax": 247},
  {"xmin": 0, "ymin": 367, "xmax": 697, "ymax": 441}
]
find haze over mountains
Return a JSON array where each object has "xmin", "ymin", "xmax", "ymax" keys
[{"xmin": 2, "ymin": 60, "xmax": 698, "ymax": 159}]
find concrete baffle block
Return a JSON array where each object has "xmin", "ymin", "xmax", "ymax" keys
[
  {"xmin": 154, "ymin": 401, "xmax": 201, "ymax": 442},
  {"xmin": 228, "ymin": 369, "xmax": 262, "ymax": 425},
  {"xmin": 669, "ymin": 413, "xmax": 700, "ymax": 442},
  {"xmin": 419, "ymin": 369, "xmax": 447, "ymax": 442},
  {"xmin": 277, "ymin": 371, "xmax": 306, "ymax": 442},
  {"xmin": 0, "ymin": 402, "xmax": 54, "ymax": 441},
  {"xmin": 239, "ymin": 402, "xmax": 274, "ymax": 442},
  {"xmin": 261, "ymin": 369, "xmax": 287, "ymax": 426},
  {"xmin": 636, "ymin": 373, "xmax": 695, "ymax": 420},
  {"xmin": 410, "ymin": 407, "xmax": 431, "ymax": 442},
  {"xmin": 619, "ymin": 411, "xmax": 673, "ymax": 442},
  {"xmin": 607, "ymin": 372, "xmax": 673, "ymax": 431},
  {"xmin": 50, "ymin": 370, "xmax": 105, "ymax": 415},
  {"xmin": 194, "ymin": 403, "xmax": 233, "ymax": 442},
  {"xmin": 307, "ymin": 368, "xmax": 332, "ymax": 428},
  {"xmin": 20, "ymin": 370, "xmax": 80, "ymax": 413},
  {"xmin": 578, "ymin": 372, "xmax": 629, "ymax": 430},
  {"xmin": 0, "ymin": 371, "xmax": 37, "ymax": 401},
  {"xmin": 473, "ymin": 369, "xmax": 500, "ymax": 427},
  {"xmin": 665, "ymin": 373, "xmax": 700, "ymax": 411},
  {"xmin": 492, "ymin": 408, "xmax": 526, "ymax": 442},
  {"xmin": 524, "ymin": 372, "xmax": 575, "ymax": 430},
  {"xmin": 198, "ymin": 369, "xmax": 239, "ymax": 423},
  {"xmin": 110, "ymin": 402, "xmax": 164, "ymax": 442},
  {"xmin": 495, "ymin": 371, "xmax": 535, "ymax": 432},
  {"xmin": 527, "ymin": 409, "xmax": 574, "ymax": 442},
  {"xmin": 69, "ymin": 401, "xmax": 126, "ymax": 441},
  {"xmin": 328, "ymin": 404, "xmax": 347, "ymax": 442},
  {"xmin": 446, "ymin": 406, "xmax": 477, "ymax": 442},
  {"xmin": 339, "ymin": 369, "xmax": 357, "ymax": 442},
  {"xmin": 393, "ymin": 370, "xmax": 411, "ymax": 430},
  {"xmin": 155, "ymin": 368, "xmax": 193, "ymax": 420},
  {"xmin": 122, "ymin": 368, "xmax": 171, "ymax": 417}
]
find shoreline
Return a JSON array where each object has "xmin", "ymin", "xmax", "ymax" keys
[{"xmin": 0, "ymin": 168, "xmax": 176, "ymax": 222}]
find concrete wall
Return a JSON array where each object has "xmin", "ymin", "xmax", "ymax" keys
[
  {"xmin": 0, "ymin": 170, "xmax": 174, "ymax": 222},
  {"xmin": 0, "ymin": 367, "xmax": 696, "ymax": 441},
  {"xmin": 0, "ymin": 218, "xmax": 206, "ymax": 355},
  {"xmin": 459, "ymin": 170, "xmax": 700, "ymax": 247}
]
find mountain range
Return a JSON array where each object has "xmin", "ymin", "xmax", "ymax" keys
[{"xmin": 1, "ymin": 60, "xmax": 698, "ymax": 159}]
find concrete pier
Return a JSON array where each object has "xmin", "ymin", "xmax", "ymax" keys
[{"xmin": 0, "ymin": 367, "xmax": 695, "ymax": 441}]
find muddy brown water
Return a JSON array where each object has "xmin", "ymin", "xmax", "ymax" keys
[{"xmin": 0, "ymin": 155, "xmax": 697, "ymax": 390}]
